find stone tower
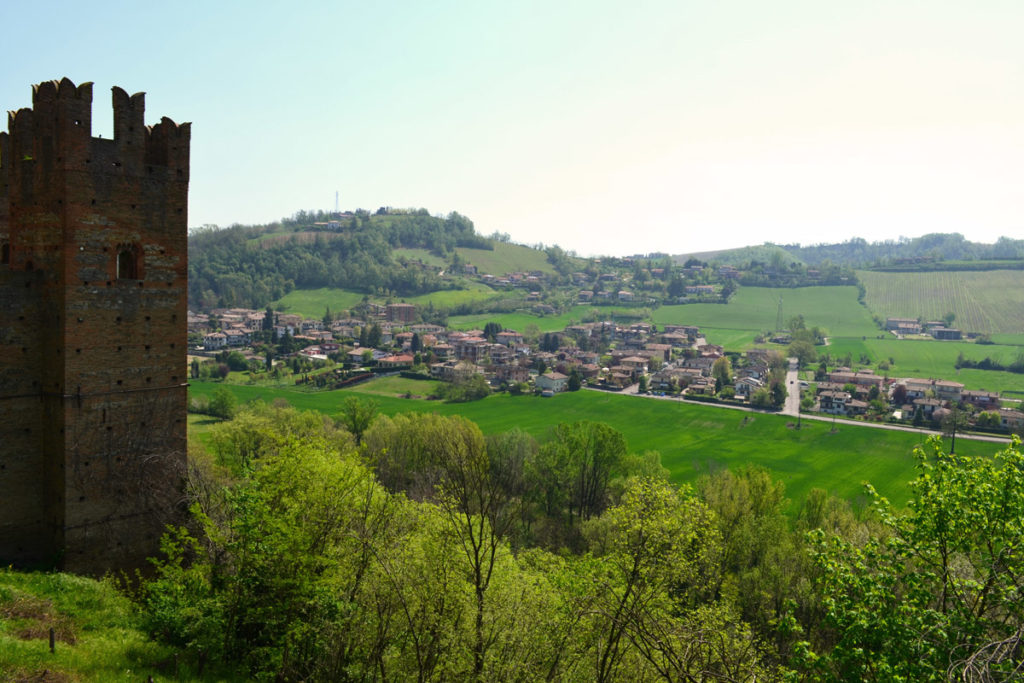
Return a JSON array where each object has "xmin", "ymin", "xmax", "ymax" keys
[{"xmin": 0, "ymin": 78, "xmax": 189, "ymax": 573}]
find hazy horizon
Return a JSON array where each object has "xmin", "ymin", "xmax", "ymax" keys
[{"xmin": 6, "ymin": 1, "xmax": 1023, "ymax": 257}]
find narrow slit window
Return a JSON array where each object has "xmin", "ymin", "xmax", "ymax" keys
[{"xmin": 116, "ymin": 244, "xmax": 140, "ymax": 280}]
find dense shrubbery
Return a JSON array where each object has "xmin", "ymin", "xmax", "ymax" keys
[{"xmin": 142, "ymin": 403, "xmax": 1024, "ymax": 681}]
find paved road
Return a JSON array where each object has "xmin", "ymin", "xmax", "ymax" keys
[
  {"xmin": 589, "ymin": 381, "xmax": 1012, "ymax": 447},
  {"xmin": 782, "ymin": 357, "xmax": 801, "ymax": 417}
]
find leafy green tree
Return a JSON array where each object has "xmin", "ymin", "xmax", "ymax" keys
[
  {"xmin": 338, "ymin": 396, "xmax": 379, "ymax": 444},
  {"xmin": 941, "ymin": 405, "xmax": 971, "ymax": 453},
  {"xmin": 208, "ymin": 386, "xmax": 238, "ymax": 420},
  {"xmin": 224, "ymin": 351, "xmax": 248, "ymax": 371},
  {"xmin": 750, "ymin": 386, "xmax": 773, "ymax": 408},
  {"xmin": 771, "ymin": 381, "xmax": 787, "ymax": 409},
  {"xmin": 712, "ymin": 356, "xmax": 733, "ymax": 391},
  {"xmin": 788, "ymin": 339, "xmax": 817, "ymax": 367},
  {"xmin": 582, "ymin": 478, "xmax": 777, "ymax": 681},
  {"xmin": 533, "ymin": 421, "xmax": 629, "ymax": 526},
  {"xmin": 367, "ymin": 323, "xmax": 382, "ymax": 348},
  {"xmin": 483, "ymin": 321, "xmax": 503, "ymax": 341},
  {"xmin": 568, "ymin": 367, "xmax": 582, "ymax": 391},
  {"xmin": 807, "ymin": 437, "xmax": 1024, "ymax": 681}
]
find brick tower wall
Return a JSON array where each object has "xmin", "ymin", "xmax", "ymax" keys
[{"xmin": 0, "ymin": 78, "xmax": 189, "ymax": 572}]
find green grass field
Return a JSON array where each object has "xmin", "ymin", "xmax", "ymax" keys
[
  {"xmin": 653, "ymin": 286, "xmax": 878, "ymax": 339},
  {"xmin": 404, "ymin": 283, "xmax": 504, "ymax": 308},
  {"xmin": 272, "ymin": 283, "xmax": 504, "ymax": 318},
  {"xmin": 272, "ymin": 288, "xmax": 366, "ymax": 318},
  {"xmin": 858, "ymin": 269, "xmax": 1024, "ymax": 335},
  {"xmin": 448, "ymin": 305, "xmax": 603, "ymax": 333},
  {"xmin": 455, "ymin": 242, "xmax": 562, "ymax": 276},
  {"xmin": 189, "ymin": 379, "xmax": 1001, "ymax": 510}
]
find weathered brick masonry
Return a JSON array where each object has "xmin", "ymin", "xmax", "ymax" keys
[{"xmin": 0, "ymin": 78, "xmax": 189, "ymax": 573}]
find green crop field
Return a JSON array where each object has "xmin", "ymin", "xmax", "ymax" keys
[
  {"xmin": 272, "ymin": 288, "xmax": 367, "ymax": 318},
  {"xmin": 858, "ymin": 269, "xmax": 1024, "ymax": 335},
  {"xmin": 455, "ymin": 242, "xmax": 562, "ymax": 276},
  {"xmin": 692, "ymin": 327, "xmax": 762, "ymax": 351},
  {"xmin": 189, "ymin": 379, "xmax": 1002, "ymax": 510},
  {"xmin": 449, "ymin": 305, "xmax": 603, "ymax": 333},
  {"xmin": 653, "ymin": 286, "xmax": 878, "ymax": 339},
  {"xmin": 404, "ymin": 283, "xmax": 503, "ymax": 308},
  {"xmin": 273, "ymin": 284, "xmax": 506, "ymax": 318}
]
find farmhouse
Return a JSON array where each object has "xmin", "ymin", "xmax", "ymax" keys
[{"xmin": 536, "ymin": 372, "xmax": 569, "ymax": 393}]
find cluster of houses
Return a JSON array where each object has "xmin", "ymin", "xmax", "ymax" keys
[
  {"xmin": 189, "ymin": 304, "xmax": 1023, "ymax": 429},
  {"xmin": 811, "ymin": 368, "xmax": 1024, "ymax": 430},
  {"xmin": 189, "ymin": 304, "xmax": 788, "ymax": 401},
  {"xmin": 190, "ymin": 303, "xmax": 423, "ymax": 351}
]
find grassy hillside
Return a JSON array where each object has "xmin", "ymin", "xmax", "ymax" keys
[
  {"xmin": 456, "ymin": 242, "xmax": 560, "ymax": 276},
  {"xmin": 272, "ymin": 287, "xmax": 367, "ymax": 318},
  {"xmin": 189, "ymin": 379, "xmax": 998, "ymax": 510},
  {"xmin": 448, "ymin": 304, "xmax": 611, "ymax": 333},
  {"xmin": 272, "ymin": 283, "xmax": 504, "ymax": 318},
  {"xmin": 653, "ymin": 286, "xmax": 878, "ymax": 341},
  {"xmin": 0, "ymin": 570, "xmax": 238, "ymax": 681},
  {"xmin": 858, "ymin": 269, "xmax": 1024, "ymax": 335}
]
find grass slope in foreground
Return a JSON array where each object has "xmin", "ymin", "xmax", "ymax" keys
[
  {"xmin": 189, "ymin": 379, "xmax": 995, "ymax": 511},
  {"xmin": 0, "ymin": 569, "xmax": 236, "ymax": 682}
]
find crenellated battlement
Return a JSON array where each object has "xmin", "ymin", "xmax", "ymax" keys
[
  {"xmin": 5, "ymin": 78, "xmax": 190, "ymax": 181},
  {"xmin": 1, "ymin": 78, "xmax": 189, "ymax": 574}
]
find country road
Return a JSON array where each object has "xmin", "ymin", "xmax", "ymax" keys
[{"xmin": 587, "ymin": 379, "xmax": 1013, "ymax": 447}]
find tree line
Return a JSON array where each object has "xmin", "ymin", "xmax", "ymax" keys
[
  {"xmin": 188, "ymin": 210, "xmax": 492, "ymax": 310},
  {"xmin": 143, "ymin": 401, "xmax": 1024, "ymax": 681}
]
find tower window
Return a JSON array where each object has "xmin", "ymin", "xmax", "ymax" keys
[
  {"xmin": 1, "ymin": 243, "xmax": 9, "ymax": 265},
  {"xmin": 116, "ymin": 243, "xmax": 141, "ymax": 280}
]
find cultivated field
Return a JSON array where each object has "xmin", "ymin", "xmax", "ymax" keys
[
  {"xmin": 272, "ymin": 283, "xmax": 504, "ymax": 318},
  {"xmin": 188, "ymin": 379, "xmax": 998, "ymax": 510},
  {"xmin": 455, "ymin": 242, "xmax": 563, "ymax": 276},
  {"xmin": 272, "ymin": 287, "xmax": 366, "ymax": 318},
  {"xmin": 858, "ymin": 269, "xmax": 1024, "ymax": 335},
  {"xmin": 447, "ymin": 304, "xmax": 645, "ymax": 333},
  {"xmin": 653, "ymin": 286, "xmax": 878, "ymax": 342}
]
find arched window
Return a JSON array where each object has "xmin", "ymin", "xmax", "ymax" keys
[
  {"xmin": 116, "ymin": 243, "xmax": 140, "ymax": 280},
  {"xmin": 1, "ymin": 242, "xmax": 9, "ymax": 265}
]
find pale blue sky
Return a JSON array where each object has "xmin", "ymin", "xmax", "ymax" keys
[{"xmin": 4, "ymin": 1, "xmax": 1023, "ymax": 256}]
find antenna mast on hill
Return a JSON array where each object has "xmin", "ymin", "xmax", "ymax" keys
[
  {"xmin": 334, "ymin": 190, "xmax": 339, "ymax": 216},
  {"xmin": 776, "ymin": 296, "xmax": 784, "ymax": 332}
]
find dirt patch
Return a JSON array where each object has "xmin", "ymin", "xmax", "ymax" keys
[
  {"xmin": 1, "ymin": 594, "xmax": 77, "ymax": 645},
  {"xmin": 4, "ymin": 668, "xmax": 76, "ymax": 682}
]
